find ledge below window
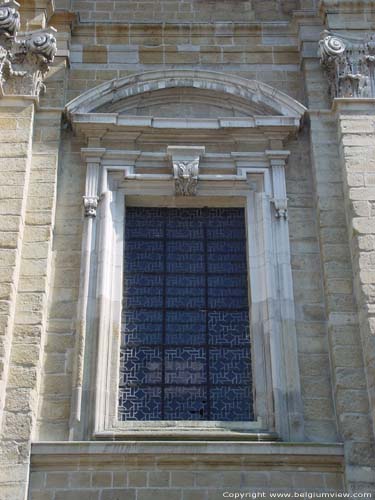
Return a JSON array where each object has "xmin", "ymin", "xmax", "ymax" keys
[
  {"xmin": 95, "ymin": 420, "xmax": 276, "ymax": 441},
  {"xmin": 30, "ymin": 441, "xmax": 345, "ymax": 470}
]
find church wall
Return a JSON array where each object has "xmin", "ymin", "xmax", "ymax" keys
[{"xmin": 0, "ymin": 0, "xmax": 374, "ymax": 498}]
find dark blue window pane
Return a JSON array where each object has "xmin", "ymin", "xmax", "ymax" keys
[
  {"xmin": 210, "ymin": 347, "xmax": 252, "ymax": 385},
  {"xmin": 118, "ymin": 387, "xmax": 162, "ymax": 420},
  {"xmin": 165, "ymin": 347, "xmax": 206, "ymax": 384},
  {"xmin": 119, "ymin": 346, "xmax": 162, "ymax": 385},
  {"xmin": 210, "ymin": 386, "xmax": 252, "ymax": 421},
  {"xmin": 164, "ymin": 386, "xmax": 208, "ymax": 420},
  {"xmin": 208, "ymin": 311, "xmax": 250, "ymax": 346},
  {"xmin": 119, "ymin": 207, "xmax": 253, "ymax": 421}
]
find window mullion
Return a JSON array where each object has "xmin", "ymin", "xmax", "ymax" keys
[
  {"xmin": 203, "ymin": 214, "xmax": 211, "ymax": 420},
  {"xmin": 161, "ymin": 219, "xmax": 167, "ymax": 419}
]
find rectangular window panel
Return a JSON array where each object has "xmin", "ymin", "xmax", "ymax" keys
[{"xmin": 119, "ymin": 207, "xmax": 253, "ymax": 421}]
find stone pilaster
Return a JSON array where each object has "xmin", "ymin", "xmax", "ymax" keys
[
  {"xmin": 298, "ymin": 9, "xmax": 375, "ymax": 493},
  {"xmin": 0, "ymin": 98, "xmax": 35, "ymax": 500},
  {"xmin": 335, "ymin": 98, "xmax": 375, "ymax": 471},
  {"xmin": 0, "ymin": 2, "xmax": 60, "ymax": 498}
]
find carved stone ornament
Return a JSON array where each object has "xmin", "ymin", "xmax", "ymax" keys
[
  {"xmin": 0, "ymin": 1, "xmax": 57, "ymax": 98},
  {"xmin": 0, "ymin": 1, "xmax": 20, "ymax": 40},
  {"xmin": 272, "ymin": 198, "xmax": 288, "ymax": 220},
  {"xmin": 83, "ymin": 196, "xmax": 99, "ymax": 217},
  {"xmin": 173, "ymin": 159, "xmax": 200, "ymax": 196},
  {"xmin": 319, "ymin": 30, "xmax": 375, "ymax": 99},
  {"xmin": 167, "ymin": 146, "xmax": 205, "ymax": 197}
]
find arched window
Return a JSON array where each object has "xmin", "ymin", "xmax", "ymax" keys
[{"xmin": 66, "ymin": 70, "xmax": 306, "ymax": 441}]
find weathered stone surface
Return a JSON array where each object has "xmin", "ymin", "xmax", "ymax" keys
[{"xmin": 0, "ymin": 1, "xmax": 373, "ymax": 499}]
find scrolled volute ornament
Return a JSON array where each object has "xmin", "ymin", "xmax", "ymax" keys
[
  {"xmin": 0, "ymin": 1, "xmax": 20, "ymax": 38},
  {"xmin": 319, "ymin": 30, "xmax": 375, "ymax": 99},
  {"xmin": 0, "ymin": 13, "xmax": 57, "ymax": 98},
  {"xmin": 25, "ymin": 31, "xmax": 57, "ymax": 63},
  {"xmin": 319, "ymin": 32, "xmax": 346, "ymax": 63}
]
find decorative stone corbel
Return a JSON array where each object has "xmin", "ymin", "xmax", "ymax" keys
[
  {"xmin": 81, "ymin": 148, "xmax": 106, "ymax": 218},
  {"xmin": 167, "ymin": 146, "xmax": 205, "ymax": 196},
  {"xmin": 319, "ymin": 30, "xmax": 375, "ymax": 99},
  {"xmin": 0, "ymin": 1, "xmax": 57, "ymax": 98},
  {"xmin": 83, "ymin": 196, "xmax": 99, "ymax": 218},
  {"xmin": 266, "ymin": 150, "xmax": 290, "ymax": 220}
]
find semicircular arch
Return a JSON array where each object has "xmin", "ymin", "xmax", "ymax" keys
[{"xmin": 65, "ymin": 69, "xmax": 306, "ymax": 121}]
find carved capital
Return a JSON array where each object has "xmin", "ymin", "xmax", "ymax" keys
[
  {"xmin": 167, "ymin": 146, "xmax": 205, "ymax": 196},
  {"xmin": 272, "ymin": 198, "xmax": 288, "ymax": 220},
  {"xmin": 0, "ymin": 1, "xmax": 57, "ymax": 98},
  {"xmin": 0, "ymin": 1, "xmax": 20, "ymax": 41},
  {"xmin": 319, "ymin": 30, "xmax": 375, "ymax": 99},
  {"xmin": 83, "ymin": 196, "xmax": 99, "ymax": 218},
  {"xmin": 266, "ymin": 150, "xmax": 290, "ymax": 221}
]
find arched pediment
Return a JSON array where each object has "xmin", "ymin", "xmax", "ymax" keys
[
  {"xmin": 95, "ymin": 87, "xmax": 279, "ymax": 119},
  {"xmin": 65, "ymin": 69, "xmax": 306, "ymax": 122}
]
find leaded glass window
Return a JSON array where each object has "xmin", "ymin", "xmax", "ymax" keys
[{"xmin": 119, "ymin": 207, "xmax": 253, "ymax": 421}]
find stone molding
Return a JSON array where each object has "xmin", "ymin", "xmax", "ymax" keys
[
  {"xmin": 266, "ymin": 150, "xmax": 290, "ymax": 220},
  {"xmin": 73, "ymin": 147, "xmax": 304, "ymax": 442},
  {"xmin": 0, "ymin": 0, "xmax": 57, "ymax": 98},
  {"xmin": 65, "ymin": 69, "xmax": 307, "ymax": 120},
  {"xmin": 319, "ymin": 30, "xmax": 375, "ymax": 100},
  {"xmin": 319, "ymin": 0, "xmax": 375, "ymax": 12},
  {"xmin": 167, "ymin": 146, "xmax": 205, "ymax": 196},
  {"xmin": 31, "ymin": 441, "xmax": 345, "ymax": 469},
  {"xmin": 66, "ymin": 73, "xmax": 306, "ymax": 442}
]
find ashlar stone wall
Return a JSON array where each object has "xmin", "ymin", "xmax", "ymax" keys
[{"xmin": 0, "ymin": 0, "xmax": 374, "ymax": 499}]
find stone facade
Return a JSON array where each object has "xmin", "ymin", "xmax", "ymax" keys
[{"xmin": 0, "ymin": 0, "xmax": 374, "ymax": 499}]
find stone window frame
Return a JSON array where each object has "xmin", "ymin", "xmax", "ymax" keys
[{"xmin": 66, "ymin": 70, "xmax": 306, "ymax": 442}]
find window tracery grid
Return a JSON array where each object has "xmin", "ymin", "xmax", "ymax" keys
[{"xmin": 118, "ymin": 207, "xmax": 253, "ymax": 421}]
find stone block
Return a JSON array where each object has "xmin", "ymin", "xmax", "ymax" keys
[
  {"xmin": 137, "ymin": 490, "xmax": 181, "ymax": 500},
  {"xmin": 340, "ymin": 414, "xmax": 373, "ymax": 441},
  {"xmin": 101, "ymin": 490, "xmax": 136, "ymax": 500},
  {"xmin": 112, "ymin": 472, "xmax": 127, "ymax": 487},
  {"xmin": 195, "ymin": 472, "xmax": 223, "ymax": 488},
  {"xmin": 29, "ymin": 491, "xmax": 54, "ymax": 500},
  {"xmin": 91, "ymin": 471, "xmax": 112, "ymax": 487},
  {"xmin": 128, "ymin": 471, "xmax": 147, "ymax": 487},
  {"xmin": 2, "ymin": 411, "xmax": 32, "ymax": 440},
  {"xmin": 147, "ymin": 471, "xmax": 170, "ymax": 487},
  {"xmin": 324, "ymin": 473, "xmax": 344, "ymax": 490},
  {"xmin": 268, "ymin": 471, "xmax": 295, "ymax": 488},
  {"xmin": 7, "ymin": 365, "xmax": 37, "ymax": 389},
  {"xmin": 183, "ymin": 490, "xmax": 208, "ymax": 500},
  {"xmin": 241, "ymin": 472, "xmax": 269, "ymax": 487},
  {"xmin": 333, "ymin": 346, "xmax": 363, "ymax": 368},
  {"xmin": 293, "ymin": 473, "xmax": 325, "ymax": 489},
  {"xmin": 55, "ymin": 491, "xmax": 99, "ymax": 500},
  {"xmin": 171, "ymin": 471, "xmax": 195, "ymax": 487},
  {"xmin": 221, "ymin": 471, "xmax": 242, "ymax": 487}
]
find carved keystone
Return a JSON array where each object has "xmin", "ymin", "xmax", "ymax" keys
[{"xmin": 167, "ymin": 146, "xmax": 205, "ymax": 196}]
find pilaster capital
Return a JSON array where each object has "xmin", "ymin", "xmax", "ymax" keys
[
  {"xmin": 81, "ymin": 148, "xmax": 106, "ymax": 165},
  {"xmin": 265, "ymin": 150, "xmax": 290, "ymax": 167},
  {"xmin": 266, "ymin": 150, "xmax": 290, "ymax": 220},
  {"xmin": 319, "ymin": 30, "xmax": 375, "ymax": 100},
  {"xmin": 0, "ymin": 0, "xmax": 57, "ymax": 99}
]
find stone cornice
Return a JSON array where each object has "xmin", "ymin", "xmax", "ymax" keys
[{"xmin": 319, "ymin": 0, "xmax": 375, "ymax": 13}]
